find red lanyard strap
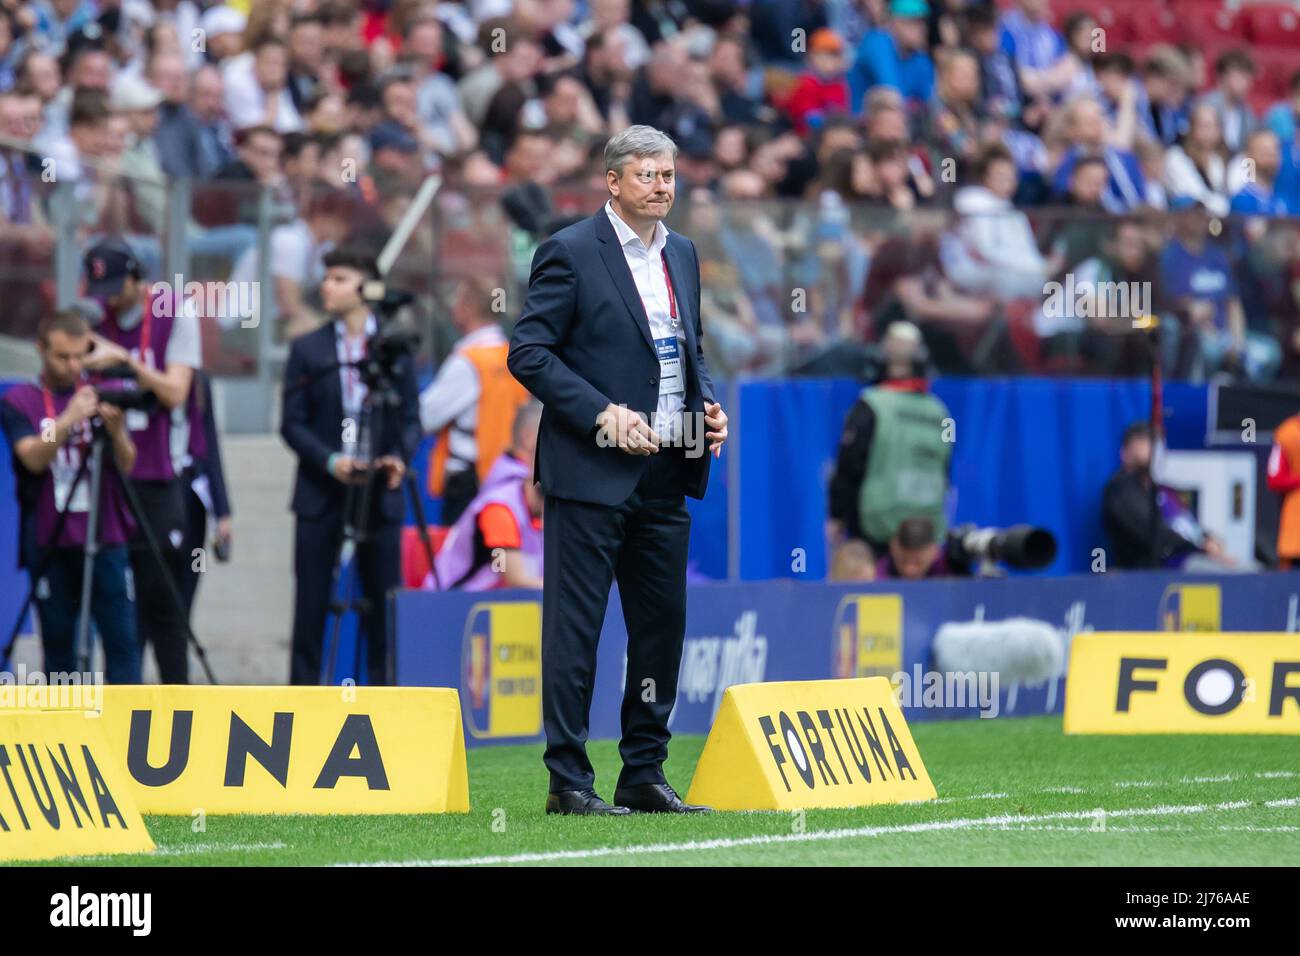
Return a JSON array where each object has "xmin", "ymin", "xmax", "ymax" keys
[{"xmin": 660, "ymin": 253, "xmax": 678, "ymax": 321}]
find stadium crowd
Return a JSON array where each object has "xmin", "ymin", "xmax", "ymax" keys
[{"xmin": 3, "ymin": 0, "xmax": 1300, "ymax": 383}]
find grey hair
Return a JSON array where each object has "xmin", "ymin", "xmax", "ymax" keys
[{"xmin": 604, "ymin": 125, "xmax": 678, "ymax": 175}]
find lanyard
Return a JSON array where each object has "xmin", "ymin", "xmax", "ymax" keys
[
  {"xmin": 41, "ymin": 382, "xmax": 89, "ymax": 449},
  {"xmin": 660, "ymin": 254, "xmax": 677, "ymax": 323}
]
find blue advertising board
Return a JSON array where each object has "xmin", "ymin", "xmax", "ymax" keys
[{"xmin": 392, "ymin": 571, "xmax": 1300, "ymax": 747}]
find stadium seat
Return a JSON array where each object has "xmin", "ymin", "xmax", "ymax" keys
[
  {"xmin": 1121, "ymin": 3, "xmax": 1184, "ymax": 45},
  {"xmin": 401, "ymin": 525, "xmax": 448, "ymax": 589},
  {"xmin": 1248, "ymin": 46, "xmax": 1296, "ymax": 113},
  {"xmin": 1243, "ymin": 3, "xmax": 1300, "ymax": 47},
  {"xmin": 1177, "ymin": 1, "xmax": 1249, "ymax": 45}
]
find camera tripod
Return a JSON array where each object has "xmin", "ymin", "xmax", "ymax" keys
[
  {"xmin": 286, "ymin": 351, "xmax": 441, "ymax": 686},
  {"xmin": 1, "ymin": 416, "xmax": 218, "ymax": 683}
]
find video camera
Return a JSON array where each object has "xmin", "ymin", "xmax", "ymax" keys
[
  {"xmin": 357, "ymin": 279, "xmax": 420, "ymax": 394},
  {"xmin": 945, "ymin": 524, "xmax": 1057, "ymax": 576}
]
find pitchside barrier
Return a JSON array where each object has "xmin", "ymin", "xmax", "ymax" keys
[
  {"xmin": 392, "ymin": 570, "xmax": 1300, "ymax": 747},
  {"xmin": 1065, "ymin": 632, "xmax": 1300, "ymax": 734},
  {"xmin": 41, "ymin": 686, "xmax": 470, "ymax": 814},
  {"xmin": 686, "ymin": 678, "xmax": 936, "ymax": 811},
  {"xmin": 0, "ymin": 711, "xmax": 155, "ymax": 862}
]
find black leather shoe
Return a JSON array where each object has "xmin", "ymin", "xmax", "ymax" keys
[
  {"xmin": 545, "ymin": 789, "xmax": 632, "ymax": 815},
  {"xmin": 614, "ymin": 782, "xmax": 713, "ymax": 814}
]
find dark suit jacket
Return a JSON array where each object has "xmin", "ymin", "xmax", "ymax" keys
[
  {"xmin": 280, "ymin": 321, "xmax": 421, "ymax": 522},
  {"xmin": 508, "ymin": 208, "xmax": 717, "ymax": 506}
]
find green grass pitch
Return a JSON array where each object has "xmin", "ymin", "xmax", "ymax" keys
[{"xmin": 33, "ymin": 716, "xmax": 1300, "ymax": 866}]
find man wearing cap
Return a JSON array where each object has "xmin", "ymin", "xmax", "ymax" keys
[
  {"xmin": 784, "ymin": 28, "xmax": 851, "ymax": 135},
  {"xmin": 79, "ymin": 237, "xmax": 203, "ymax": 683},
  {"xmin": 849, "ymin": 0, "xmax": 935, "ymax": 114}
]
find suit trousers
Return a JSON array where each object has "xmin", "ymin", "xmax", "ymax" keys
[
  {"xmin": 542, "ymin": 444, "xmax": 692, "ymax": 792},
  {"xmin": 290, "ymin": 504, "xmax": 400, "ymax": 686}
]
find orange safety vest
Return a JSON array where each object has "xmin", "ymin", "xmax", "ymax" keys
[
  {"xmin": 427, "ymin": 342, "xmax": 530, "ymax": 497},
  {"xmin": 1270, "ymin": 415, "xmax": 1300, "ymax": 558}
]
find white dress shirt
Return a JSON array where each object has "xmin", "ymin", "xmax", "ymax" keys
[
  {"xmin": 419, "ymin": 323, "xmax": 508, "ymax": 472},
  {"xmin": 336, "ymin": 314, "xmax": 378, "ymax": 455},
  {"xmin": 604, "ymin": 200, "xmax": 686, "ymax": 443}
]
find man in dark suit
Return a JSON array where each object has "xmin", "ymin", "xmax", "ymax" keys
[
  {"xmin": 508, "ymin": 125, "xmax": 730, "ymax": 815},
  {"xmin": 280, "ymin": 246, "xmax": 420, "ymax": 685}
]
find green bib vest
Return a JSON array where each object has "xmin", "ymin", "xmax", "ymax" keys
[{"xmin": 857, "ymin": 387, "xmax": 952, "ymax": 543}]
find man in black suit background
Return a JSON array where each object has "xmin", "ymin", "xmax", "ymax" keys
[
  {"xmin": 508, "ymin": 125, "xmax": 730, "ymax": 815},
  {"xmin": 280, "ymin": 246, "xmax": 420, "ymax": 685}
]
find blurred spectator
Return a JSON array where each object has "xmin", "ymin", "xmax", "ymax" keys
[
  {"xmin": 150, "ymin": 49, "xmax": 205, "ymax": 180},
  {"xmin": 224, "ymin": 36, "xmax": 303, "ymax": 134},
  {"xmin": 628, "ymin": 40, "xmax": 713, "ymax": 158},
  {"xmin": 1160, "ymin": 199, "xmax": 1277, "ymax": 382},
  {"xmin": 708, "ymin": 33, "xmax": 765, "ymax": 126},
  {"xmin": 1229, "ymin": 128, "xmax": 1292, "ymax": 216},
  {"xmin": 943, "ymin": 142, "xmax": 1055, "ymax": 301},
  {"xmin": 923, "ymin": 48, "xmax": 985, "ymax": 175},
  {"xmin": 1060, "ymin": 11, "xmax": 1100, "ymax": 100},
  {"xmin": 580, "ymin": 27, "xmax": 634, "ymax": 128},
  {"xmin": 750, "ymin": 0, "xmax": 829, "ymax": 70},
  {"xmin": 229, "ymin": 188, "xmax": 353, "ymax": 338},
  {"xmin": 964, "ymin": 4, "xmax": 1018, "ymax": 121},
  {"xmin": 31, "ymin": 0, "xmax": 98, "ymax": 58},
  {"xmin": 849, "ymin": 0, "xmax": 935, "ymax": 114},
  {"xmin": 1198, "ymin": 49, "xmax": 1256, "ymax": 154},
  {"xmin": 1052, "ymin": 97, "xmax": 1145, "ymax": 212},
  {"xmin": 999, "ymin": 0, "xmax": 1075, "ymax": 103},
  {"xmin": 286, "ymin": 12, "xmax": 324, "ymax": 115},
  {"xmin": 1035, "ymin": 218, "xmax": 1169, "ymax": 373},
  {"xmin": 404, "ymin": 13, "xmax": 478, "ymax": 155},
  {"xmin": 198, "ymin": 6, "xmax": 247, "ymax": 64},
  {"xmin": 189, "ymin": 65, "xmax": 236, "ymax": 179},
  {"xmin": 782, "ymin": 28, "xmax": 850, "ymax": 136},
  {"xmin": 1164, "ymin": 101, "xmax": 1229, "ymax": 217},
  {"xmin": 420, "ymin": 274, "xmax": 531, "ymax": 525},
  {"xmin": 1139, "ymin": 46, "xmax": 1191, "ymax": 149}
]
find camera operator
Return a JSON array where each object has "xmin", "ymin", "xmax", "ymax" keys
[
  {"xmin": 80, "ymin": 238, "xmax": 203, "ymax": 683},
  {"xmin": 1, "ymin": 310, "xmax": 141, "ymax": 681},
  {"xmin": 828, "ymin": 321, "xmax": 953, "ymax": 563},
  {"xmin": 280, "ymin": 246, "xmax": 420, "ymax": 685},
  {"xmin": 875, "ymin": 517, "xmax": 953, "ymax": 580}
]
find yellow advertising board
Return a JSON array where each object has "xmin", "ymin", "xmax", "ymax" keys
[
  {"xmin": 0, "ymin": 710, "xmax": 155, "ymax": 862},
  {"xmin": 1064, "ymin": 632, "xmax": 1300, "ymax": 734},
  {"xmin": 686, "ymin": 677, "xmax": 936, "ymax": 810},
  {"xmin": 69, "ymin": 685, "xmax": 470, "ymax": 814}
]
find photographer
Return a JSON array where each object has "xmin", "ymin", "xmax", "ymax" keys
[
  {"xmin": 875, "ymin": 517, "xmax": 952, "ymax": 580},
  {"xmin": 828, "ymin": 321, "xmax": 952, "ymax": 561},
  {"xmin": 280, "ymin": 246, "xmax": 420, "ymax": 686},
  {"xmin": 1, "ymin": 310, "xmax": 141, "ymax": 682},
  {"xmin": 80, "ymin": 238, "xmax": 203, "ymax": 684}
]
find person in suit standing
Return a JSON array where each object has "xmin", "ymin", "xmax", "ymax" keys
[
  {"xmin": 280, "ymin": 246, "xmax": 420, "ymax": 685},
  {"xmin": 508, "ymin": 125, "xmax": 730, "ymax": 815}
]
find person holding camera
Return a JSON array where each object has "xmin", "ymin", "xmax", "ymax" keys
[
  {"xmin": 280, "ymin": 246, "xmax": 420, "ymax": 685},
  {"xmin": 828, "ymin": 320, "xmax": 952, "ymax": 561},
  {"xmin": 1, "ymin": 310, "xmax": 141, "ymax": 682},
  {"xmin": 79, "ymin": 238, "xmax": 203, "ymax": 683}
]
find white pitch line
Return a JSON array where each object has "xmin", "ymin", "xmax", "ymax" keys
[
  {"xmin": 152, "ymin": 841, "xmax": 287, "ymax": 857},
  {"xmin": 335, "ymin": 796, "xmax": 1300, "ymax": 868}
]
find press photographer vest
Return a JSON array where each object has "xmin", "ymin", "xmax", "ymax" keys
[
  {"xmin": 426, "ymin": 341, "xmax": 530, "ymax": 497},
  {"xmin": 98, "ymin": 290, "xmax": 180, "ymax": 482},
  {"xmin": 856, "ymin": 387, "xmax": 952, "ymax": 544},
  {"xmin": 432, "ymin": 453, "xmax": 543, "ymax": 591},
  {"xmin": 2, "ymin": 383, "xmax": 134, "ymax": 549}
]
